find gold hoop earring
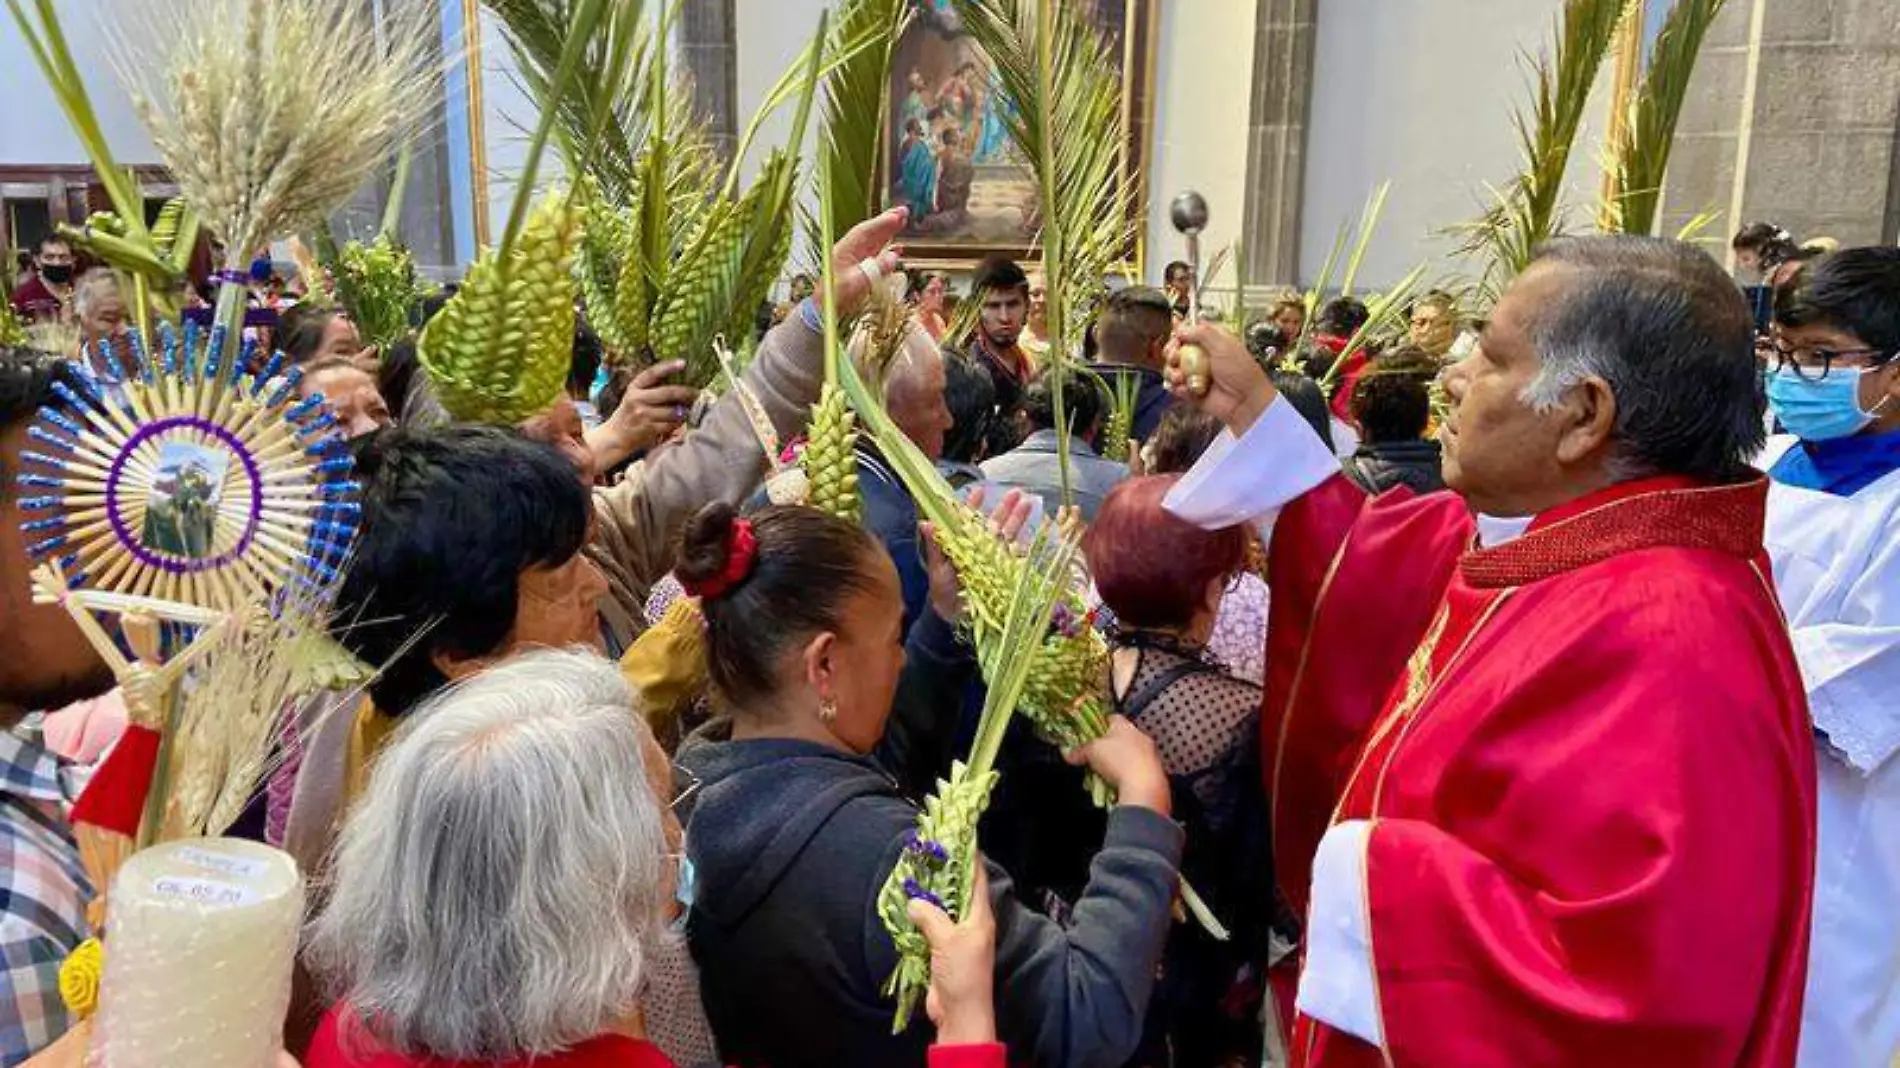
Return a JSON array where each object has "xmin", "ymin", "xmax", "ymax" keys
[{"xmin": 818, "ymin": 699, "xmax": 838, "ymax": 724}]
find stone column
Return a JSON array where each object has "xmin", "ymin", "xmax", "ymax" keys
[
  {"xmin": 680, "ymin": 0, "xmax": 740, "ymax": 162},
  {"xmin": 1663, "ymin": 0, "xmax": 1900, "ymax": 253},
  {"xmin": 1239, "ymin": 0, "xmax": 1318, "ymax": 286}
]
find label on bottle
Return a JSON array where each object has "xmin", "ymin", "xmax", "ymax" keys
[
  {"xmin": 175, "ymin": 846, "xmax": 268, "ymax": 880},
  {"xmin": 151, "ymin": 875, "xmax": 258, "ymax": 909}
]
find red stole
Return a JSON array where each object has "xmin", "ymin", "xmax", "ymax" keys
[{"xmin": 1269, "ymin": 476, "xmax": 1815, "ymax": 1068}]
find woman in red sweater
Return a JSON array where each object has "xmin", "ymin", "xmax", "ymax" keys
[{"xmin": 302, "ymin": 648, "xmax": 1002, "ymax": 1068}]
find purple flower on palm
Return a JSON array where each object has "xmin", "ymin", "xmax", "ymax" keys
[
  {"xmin": 903, "ymin": 878, "xmax": 946, "ymax": 910},
  {"xmin": 905, "ymin": 834, "xmax": 950, "ymax": 865}
]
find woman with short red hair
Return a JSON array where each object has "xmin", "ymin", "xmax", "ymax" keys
[{"xmin": 1082, "ymin": 475, "xmax": 1285, "ymax": 1067}]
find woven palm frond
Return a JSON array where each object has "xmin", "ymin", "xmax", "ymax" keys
[
  {"xmin": 417, "ymin": 0, "xmax": 610, "ymax": 422},
  {"xmin": 1599, "ymin": 0, "xmax": 1731, "ymax": 236},
  {"xmin": 876, "ymin": 525, "xmax": 1076, "ymax": 1032},
  {"xmin": 419, "ymin": 188, "xmax": 583, "ymax": 425}
]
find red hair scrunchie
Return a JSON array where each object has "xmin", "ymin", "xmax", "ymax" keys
[{"xmin": 683, "ymin": 518, "xmax": 758, "ymax": 600}]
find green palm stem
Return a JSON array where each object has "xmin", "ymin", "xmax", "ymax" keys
[
  {"xmin": 1318, "ymin": 263, "xmax": 1430, "ymax": 392},
  {"xmin": 1337, "ymin": 181, "xmax": 1391, "ymax": 299},
  {"xmin": 639, "ymin": 20, "xmax": 671, "ymax": 291},
  {"xmin": 1033, "ymin": 0, "xmax": 1075, "ymax": 507},
  {"xmin": 818, "ymin": 154, "xmax": 846, "ymax": 392},
  {"xmin": 7, "ymin": 0, "xmax": 150, "ymax": 238},
  {"xmin": 381, "ymin": 142, "xmax": 414, "ymax": 243}
]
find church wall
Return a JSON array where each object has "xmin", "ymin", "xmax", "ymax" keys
[{"xmin": 1298, "ymin": 0, "xmax": 1615, "ymax": 289}]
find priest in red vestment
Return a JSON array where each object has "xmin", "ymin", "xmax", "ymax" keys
[{"xmin": 1162, "ymin": 235, "xmax": 1815, "ymax": 1068}]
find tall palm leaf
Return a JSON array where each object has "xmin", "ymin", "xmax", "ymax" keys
[
  {"xmin": 954, "ymin": 0, "xmax": 1137, "ymax": 502},
  {"xmin": 1599, "ymin": 0, "xmax": 1730, "ymax": 236},
  {"xmin": 1455, "ymin": 0, "xmax": 1635, "ymax": 301},
  {"xmin": 817, "ymin": 0, "xmax": 915, "ymax": 242},
  {"xmin": 485, "ymin": 0, "xmax": 663, "ymax": 206},
  {"xmin": 6, "ymin": 0, "xmax": 190, "ymax": 329}
]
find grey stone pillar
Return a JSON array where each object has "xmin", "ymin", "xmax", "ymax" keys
[
  {"xmin": 1239, "ymin": 0, "xmax": 1318, "ymax": 286},
  {"xmin": 1663, "ymin": 0, "xmax": 1900, "ymax": 252},
  {"xmin": 680, "ymin": 0, "xmax": 740, "ymax": 162}
]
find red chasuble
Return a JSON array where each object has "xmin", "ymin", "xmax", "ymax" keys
[{"xmin": 1263, "ymin": 475, "xmax": 1815, "ymax": 1068}]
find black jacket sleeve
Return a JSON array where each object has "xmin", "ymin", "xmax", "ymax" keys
[{"xmin": 987, "ymin": 805, "xmax": 1185, "ymax": 1068}]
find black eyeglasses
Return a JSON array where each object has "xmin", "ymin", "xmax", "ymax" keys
[{"xmin": 1768, "ymin": 340, "xmax": 1897, "ymax": 382}]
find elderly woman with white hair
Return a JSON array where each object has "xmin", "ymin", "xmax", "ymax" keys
[
  {"xmin": 302, "ymin": 647, "xmax": 1004, "ymax": 1068},
  {"xmin": 302, "ymin": 648, "xmax": 714, "ymax": 1068}
]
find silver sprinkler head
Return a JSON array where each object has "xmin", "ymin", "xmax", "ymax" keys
[{"xmin": 1170, "ymin": 191, "xmax": 1209, "ymax": 236}]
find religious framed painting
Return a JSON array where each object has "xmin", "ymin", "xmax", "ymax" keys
[{"xmin": 884, "ymin": 0, "xmax": 1156, "ymax": 272}]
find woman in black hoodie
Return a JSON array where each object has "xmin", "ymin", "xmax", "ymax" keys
[{"xmin": 675, "ymin": 500, "xmax": 1183, "ymax": 1068}]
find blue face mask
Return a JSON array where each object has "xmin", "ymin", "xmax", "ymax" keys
[
  {"xmin": 1766, "ymin": 366, "xmax": 1879, "ymax": 442},
  {"xmin": 674, "ymin": 854, "xmax": 697, "ymax": 912}
]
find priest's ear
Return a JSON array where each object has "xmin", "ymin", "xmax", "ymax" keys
[{"xmin": 1553, "ymin": 375, "xmax": 1618, "ymax": 468}]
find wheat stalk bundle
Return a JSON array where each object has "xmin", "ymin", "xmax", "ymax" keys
[{"xmin": 104, "ymin": 0, "xmax": 440, "ymax": 348}]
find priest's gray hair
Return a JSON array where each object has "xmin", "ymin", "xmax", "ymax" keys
[
  {"xmin": 306, "ymin": 647, "xmax": 669, "ymax": 1061},
  {"xmin": 1516, "ymin": 235, "xmax": 1765, "ymax": 483}
]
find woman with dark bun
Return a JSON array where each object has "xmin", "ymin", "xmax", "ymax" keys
[{"xmin": 674, "ymin": 500, "xmax": 1184, "ymax": 1068}]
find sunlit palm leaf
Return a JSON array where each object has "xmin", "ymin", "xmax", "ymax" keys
[
  {"xmin": 485, "ymin": 0, "xmax": 660, "ymax": 206},
  {"xmin": 818, "ymin": 0, "xmax": 914, "ymax": 237},
  {"xmin": 1456, "ymin": 0, "xmax": 1635, "ymax": 297},
  {"xmin": 1600, "ymin": 0, "xmax": 1729, "ymax": 236}
]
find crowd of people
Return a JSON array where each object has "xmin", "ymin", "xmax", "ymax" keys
[{"xmin": 2, "ymin": 196, "xmax": 1898, "ymax": 1068}]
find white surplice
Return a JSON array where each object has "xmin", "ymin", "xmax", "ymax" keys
[{"xmin": 1764, "ymin": 456, "xmax": 1900, "ymax": 1068}]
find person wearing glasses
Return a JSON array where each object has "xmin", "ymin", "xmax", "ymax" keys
[{"xmin": 1759, "ymin": 247, "xmax": 1900, "ymax": 1068}]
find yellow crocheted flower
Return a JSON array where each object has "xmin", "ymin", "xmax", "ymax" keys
[{"xmin": 59, "ymin": 938, "xmax": 103, "ymax": 1019}]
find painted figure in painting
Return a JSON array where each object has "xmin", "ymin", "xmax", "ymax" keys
[
  {"xmin": 894, "ymin": 118, "xmax": 940, "ymax": 218},
  {"xmin": 973, "ymin": 69, "xmax": 1014, "ymax": 165},
  {"xmin": 902, "ymin": 69, "xmax": 933, "ymax": 134}
]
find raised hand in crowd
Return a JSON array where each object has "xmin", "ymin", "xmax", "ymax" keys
[
  {"xmin": 826, "ymin": 206, "xmax": 910, "ymax": 317},
  {"xmin": 921, "ymin": 485, "xmax": 1034, "ymax": 624},
  {"xmin": 586, "ymin": 358, "xmax": 699, "ymax": 468},
  {"xmin": 1066, "ymin": 714, "xmax": 1171, "ymax": 819},
  {"xmin": 1164, "ymin": 320, "xmax": 1278, "ymax": 435}
]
